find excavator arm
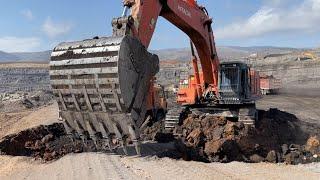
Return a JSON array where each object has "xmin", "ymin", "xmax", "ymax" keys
[
  {"xmin": 124, "ymin": 0, "xmax": 220, "ymax": 89},
  {"xmin": 49, "ymin": 0, "xmax": 220, "ymax": 154}
]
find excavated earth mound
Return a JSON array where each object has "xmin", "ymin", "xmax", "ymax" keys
[
  {"xmin": 175, "ymin": 109, "xmax": 320, "ymax": 164},
  {"xmin": 0, "ymin": 123, "xmax": 90, "ymax": 161},
  {"xmin": 0, "ymin": 109, "xmax": 319, "ymax": 164},
  {"xmin": 141, "ymin": 121, "xmax": 175, "ymax": 143}
]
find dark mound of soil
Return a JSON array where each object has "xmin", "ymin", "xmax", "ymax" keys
[
  {"xmin": 141, "ymin": 121, "xmax": 162, "ymax": 141},
  {"xmin": 175, "ymin": 109, "xmax": 320, "ymax": 164},
  {"xmin": 141, "ymin": 121, "xmax": 175, "ymax": 143},
  {"xmin": 0, "ymin": 123, "xmax": 88, "ymax": 161},
  {"xmin": 0, "ymin": 109, "xmax": 319, "ymax": 164}
]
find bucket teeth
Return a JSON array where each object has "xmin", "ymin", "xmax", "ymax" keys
[
  {"xmin": 103, "ymin": 138, "xmax": 112, "ymax": 152},
  {"xmin": 50, "ymin": 35, "xmax": 158, "ymax": 155}
]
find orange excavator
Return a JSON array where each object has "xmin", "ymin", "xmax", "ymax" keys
[{"xmin": 49, "ymin": 0, "xmax": 260, "ymax": 154}]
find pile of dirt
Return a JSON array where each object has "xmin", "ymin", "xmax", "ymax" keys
[
  {"xmin": 0, "ymin": 123, "xmax": 88, "ymax": 161},
  {"xmin": 1, "ymin": 108, "xmax": 319, "ymax": 164},
  {"xmin": 174, "ymin": 109, "xmax": 320, "ymax": 164},
  {"xmin": 141, "ymin": 121, "xmax": 175, "ymax": 143},
  {"xmin": 0, "ymin": 122, "xmax": 154, "ymax": 161},
  {"xmin": 141, "ymin": 121, "xmax": 162, "ymax": 141}
]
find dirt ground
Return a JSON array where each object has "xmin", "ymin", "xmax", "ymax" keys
[
  {"xmin": 0, "ymin": 103, "xmax": 58, "ymax": 139},
  {"xmin": 257, "ymin": 94, "xmax": 320, "ymax": 125},
  {"xmin": 0, "ymin": 94, "xmax": 320, "ymax": 179},
  {"xmin": 0, "ymin": 154, "xmax": 319, "ymax": 180},
  {"xmin": 0, "ymin": 63, "xmax": 48, "ymax": 69}
]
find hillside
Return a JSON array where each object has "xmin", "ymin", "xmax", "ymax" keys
[
  {"xmin": 11, "ymin": 51, "xmax": 52, "ymax": 62},
  {"xmin": 154, "ymin": 46, "xmax": 300, "ymax": 61},
  {"xmin": 0, "ymin": 46, "xmax": 306, "ymax": 63},
  {"xmin": 0, "ymin": 51, "xmax": 20, "ymax": 62}
]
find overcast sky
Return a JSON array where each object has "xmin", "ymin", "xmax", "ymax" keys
[{"xmin": 0, "ymin": 0, "xmax": 319, "ymax": 52}]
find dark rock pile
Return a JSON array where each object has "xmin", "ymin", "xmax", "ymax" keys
[
  {"xmin": 174, "ymin": 109, "xmax": 320, "ymax": 164},
  {"xmin": 141, "ymin": 121, "xmax": 175, "ymax": 143},
  {"xmin": 0, "ymin": 123, "xmax": 87, "ymax": 161}
]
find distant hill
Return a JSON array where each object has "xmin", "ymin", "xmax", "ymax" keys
[
  {"xmin": 217, "ymin": 46, "xmax": 250, "ymax": 60},
  {"xmin": 227, "ymin": 46, "xmax": 301, "ymax": 56},
  {"xmin": 11, "ymin": 51, "xmax": 52, "ymax": 62},
  {"xmin": 153, "ymin": 46, "xmax": 300, "ymax": 61},
  {"xmin": 0, "ymin": 51, "xmax": 20, "ymax": 62},
  {"xmin": 227, "ymin": 46, "xmax": 298, "ymax": 52},
  {"xmin": 0, "ymin": 50, "xmax": 51, "ymax": 63},
  {"xmin": 152, "ymin": 46, "xmax": 250, "ymax": 61},
  {"xmin": 152, "ymin": 48, "xmax": 191, "ymax": 61},
  {"xmin": 0, "ymin": 46, "xmax": 302, "ymax": 63}
]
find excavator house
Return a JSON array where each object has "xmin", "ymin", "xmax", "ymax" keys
[
  {"xmin": 49, "ymin": 0, "xmax": 260, "ymax": 154},
  {"xmin": 165, "ymin": 60, "xmax": 261, "ymax": 130}
]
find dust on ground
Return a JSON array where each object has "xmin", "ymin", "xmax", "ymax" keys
[{"xmin": 0, "ymin": 153, "xmax": 319, "ymax": 180}]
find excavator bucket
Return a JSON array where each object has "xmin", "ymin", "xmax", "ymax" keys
[{"xmin": 49, "ymin": 35, "xmax": 159, "ymax": 154}]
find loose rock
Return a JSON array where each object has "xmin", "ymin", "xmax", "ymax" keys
[{"xmin": 175, "ymin": 109, "xmax": 320, "ymax": 164}]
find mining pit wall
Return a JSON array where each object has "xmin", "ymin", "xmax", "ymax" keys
[
  {"xmin": 253, "ymin": 61, "xmax": 320, "ymax": 91},
  {"xmin": 0, "ymin": 60, "xmax": 319, "ymax": 94},
  {"xmin": 0, "ymin": 66, "xmax": 50, "ymax": 93}
]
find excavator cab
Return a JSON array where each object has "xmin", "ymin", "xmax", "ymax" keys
[
  {"xmin": 216, "ymin": 62, "xmax": 260, "ymax": 126},
  {"xmin": 218, "ymin": 62, "xmax": 254, "ymax": 104}
]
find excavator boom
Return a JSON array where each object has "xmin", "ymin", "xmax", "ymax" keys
[{"xmin": 128, "ymin": 0, "xmax": 220, "ymax": 87}]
